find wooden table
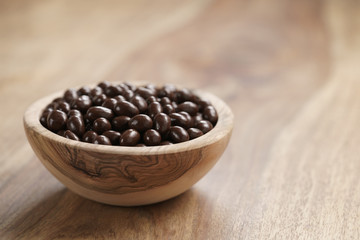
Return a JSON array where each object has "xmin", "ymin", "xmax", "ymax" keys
[{"xmin": 1, "ymin": 0, "xmax": 360, "ymax": 239}]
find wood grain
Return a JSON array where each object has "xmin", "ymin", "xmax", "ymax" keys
[{"xmin": 1, "ymin": 0, "xmax": 360, "ymax": 238}]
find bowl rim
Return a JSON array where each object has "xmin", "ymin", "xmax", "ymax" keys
[{"xmin": 24, "ymin": 82, "xmax": 234, "ymax": 155}]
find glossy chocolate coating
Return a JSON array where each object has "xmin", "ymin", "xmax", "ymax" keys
[
  {"xmin": 162, "ymin": 104, "xmax": 175, "ymax": 115},
  {"xmin": 71, "ymin": 95, "xmax": 92, "ymax": 113},
  {"xmin": 154, "ymin": 113, "xmax": 171, "ymax": 134},
  {"xmin": 187, "ymin": 128, "xmax": 203, "ymax": 139},
  {"xmin": 203, "ymin": 105, "xmax": 218, "ymax": 124},
  {"xmin": 92, "ymin": 93, "xmax": 107, "ymax": 106},
  {"xmin": 56, "ymin": 102, "xmax": 71, "ymax": 113},
  {"xmin": 130, "ymin": 95, "xmax": 148, "ymax": 113},
  {"xmin": 178, "ymin": 101, "xmax": 199, "ymax": 116},
  {"xmin": 119, "ymin": 129, "xmax": 140, "ymax": 146},
  {"xmin": 93, "ymin": 117, "xmax": 112, "ymax": 134},
  {"xmin": 77, "ymin": 86, "xmax": 91, "ymax": 96},
  {"xmin": 40, "ymin": 109, "xmax": 53, "ymax": 127},
  {"xmin": 102, "ymin": 98, "xmax": 117, "ymax": 111},
  {"xmin": 195, "ymin": 120, "xmax": 213, "ymax": 134},
  {"xmin": 104, "ymin": 85, "xmax": 123, "ymax": 97},
  {"xmin": 41, "ymin": 82, "xmax": 218, "ymax": 146},
  {"xmin": 82, "ymin": 131, "xmax": 98, "ymax": 143},
  {"xmin": 103, "ymin": 130, "xmax": 121, "ymax": 145},
  {"xmin": 128, "ymin": 114, "xmax": 153, "ymax": 132},
  {"xmin": 143, "ymin": 129, "xmax": 161, "ymax": 146},
  {"xmin": 89, "ymin": 86, "xmax": 103, "ymax": 98},
  {"xmin": 93, "ymin": 135, "xmax": 112, "ymax": 145},
  {"xmin": 64, "ymin": 130, "xmax": 80, "ymax": 141},
  {"xmin": 159, "ymin": 97, "xmax": 171, "ymax": 106},
  {"xmin": 169, "ymin": 113, "xmax": 190, "ymax": 129},
  {"xmin": 114, "ymin": 100, "xmax": 139, "ymax": 117},
  {"xmin": 98, "ymin": 81, "xmax": 111, "ymax": 90},
  {"xmin": 47, "ymin": 110, "xmax": 67, "ymax": 132},
  {"xmin": 169, "ymin": 126, "xmax": 189, "ymax": 143},
  {"xmin": 148, "ymin": 102, "xmax": 162, "ymax": 119},
  {"xmin": 67, "ymin": 115, "xmax": 85, "ymax": 137},
  {"xmin": 68, "ymin": 109, "xmax": 82, "ymax": 118},
  {"xmin": 85, "ymin": 106, "xmax": 114, "ymax": 122},
  {"xmin": 63, "ymin": 88, "xmax": 78, "ymax": 103},
  {"xmin": 146, "ymin": 96, "xmax": 158, "ymax": 104},
  {"xmin": 135, "ymin": 86, "xmax": 156, "ymax": 99},
  {"xmin": 112, "ymin": 116, "xmax": 130, "ymax": 131}
]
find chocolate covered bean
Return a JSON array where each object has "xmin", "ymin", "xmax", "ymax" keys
[
  {"xmin": 41, "ymin": 82, "xmax": 218, "ymax": 146},
  {"xmin": 119, "ymin": 129, "xmax": 140, "ymax": 146},
  {"xmin": 128, "ymin": 114, "xmax": 153, "ymax": 132}
]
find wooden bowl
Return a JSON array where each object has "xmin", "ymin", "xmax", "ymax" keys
[{"xmin": 23, "ymin": 86, "xmax": 233, "ymax": 206}]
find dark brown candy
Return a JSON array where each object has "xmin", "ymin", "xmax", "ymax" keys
[
  {"xmin": 187, "ymin": 128, "xmax": 203, "ymax": 139},
  {"xmin": 114, "ymin": 100, "xmax": 139, "ymax": 117},
  {"xmin": 52, "ymin": 97, "xmax": 64, "ymax": 103},
  {"xmin": 64, "ymin": 130, "xmax": 80, "ymax": 141},
  {"xmin": 159, "ymin": 97, "xmax": 171, "ymax": 106},
  {"xmin": 114, "ymin": 95, "xmax": 126, "ymax": 102},
  {"xmin": 130, "ymin": 95, "xmax": 148, "ymax": 113},
  {"xmin": 71, "ymin": 95, "xmax": 92, "ymax": 113},
  {"xmin": 40, "ymin": 109, "xmax": 53, "ymax": 127},
  {"xmin": 46, "ymin": 102, "xmax": 58, "ymax": 110},
  {"xmin": 148, "ymin": 102, "xmax": 162, "ymax": 119},
  {"xmin": 56, "ymin": 102, "xmax": 71, "ymax": 113},
  {"xmin": 143, "ymin": 129, "xmax": 161, "ymax": 146},
  {"xmin": 67, "ymin": 115, "xmax": 85, "ymax": 137},
  {"xmin": 92, "ymin": 94, "xmax": 107, "ymax": 106},
  {"xmin": 112, "ymin": 116, "xmax": 130, "ymax": 131},
  {"xmin": 122, "ymin": 89, "xmax": 135, "ymax": 100},
  {"xmin": 179, "ymin": 111, "xmax": 191, "ymax": 123},
  {"xmin": 93, "ymin": 135, "xmax": 112, "ymax": 145},
  {"xmin": 119, "ymin": 129, "xmax": 140, "ymax": 146},
  {"xmin": 47, "ymin": 110, "xmax": 67, "ymax": 132},
  {"xmin": 154, "ymin": 113, "xmax": 171, "ymax": 134},
  {"xmin": 163, "ymin": 104, "xmax": 175, "ymax": 115},
  {"xmin": 177, "ymin": 88, "xmax": 193, "ymax": 102},
  {"xmin": 105, "ymin": 85, "xmax": 123, "ymax": 97},
  {"xmin": 89, "ymin": 86, "xmax": 103, "ymax": 98},
  {"xmin": 135, "ymin": 87, "xmax": 156, "ymax": 99},
  {"xmin": 146, "ymin": 96, "xmax": 158, "ymax": 104},
  {"xmin": 198, "ymin": 99, "xmax": 211, "ymax": 112},
  {"xmin": 195, "ymin": 120, "xmax": 213, "ymax": 134},
  {"xmin": 169, "ymin": 126, "xmax": 189, "ymax": 143},
  {"xmin": 77, "ymin": 86, "xmax": 91, "ymax": 96},
  {"xmin": 178, "ymin": 101, "xmax": 199, "ymax": 116},
  {"xmin": 82, "ymin": 131, "xmax": 98, "ymax": 143},
  {"xmin": 68, "ymin": 109, "xmax": 82, "ymax": 118},
  {"xmin": 169, "ymin": 113, "xmax": 190, "ymax": 129},
  {"xmin": 64, "ymin": 88, "xmax": 78, "ymax": 103},
  {"xmin": 98, "ymin": 81, "xmax": 111, "ymax": 90},
  {"xmin": 42, "ymin": 82, "xmax": 218, "ymax": 146},
  {"xmin": 128, "ymin": 114, "xmax": 153, "ymax": 132},
  {"xmin": 203, "ymin": 105, "xmax": 218, "ymax": 124},
  {"xmin": 85, "ymin": 106, "xmax": 114, "ymax": 122},
  {"xmin": 191, "ymin": 113, "xmax": 203, "ymax": 127},
  {"xmin": 102, "ymin": 98, "xmax": 117, "ymax": 111},
  {"xmin": 103, "ymin": 130, "xmax": 121, "ymax": 145},
  {"xmin": 93, "ymin": 117, "xmax": 112, "ymax": 134}
]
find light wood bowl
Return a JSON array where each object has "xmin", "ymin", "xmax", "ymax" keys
[{"xmin": 23, "ymin": 86, "xmax": 233, "ymax": 206}]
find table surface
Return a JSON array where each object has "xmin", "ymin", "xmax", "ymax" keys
[{"xmin": 1, "ymin": 0, "xmax": 360, "ymax": 239}]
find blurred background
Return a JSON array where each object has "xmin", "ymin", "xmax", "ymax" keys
[{"xmin": 2, "ymin": 0, "xmax": 360, "ymax": 239}]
